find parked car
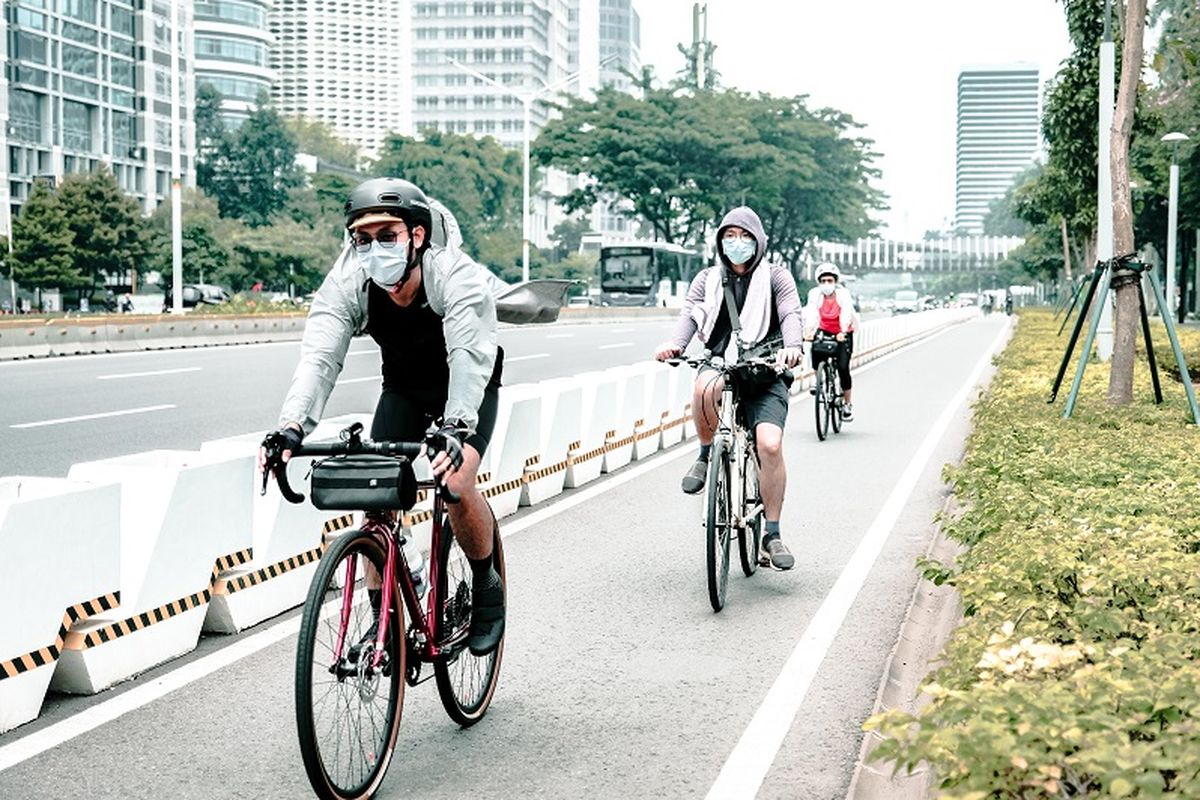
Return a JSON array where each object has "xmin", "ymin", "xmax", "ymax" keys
[
  {"xmin": 162, "ymin": 283, "xmax": 231, "ymax": 312},
  {"xmin": 65, "ymin": 289, "xmax": 117, "ymax": 313}
]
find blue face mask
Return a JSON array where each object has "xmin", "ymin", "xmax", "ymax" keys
[
  {"xmin": 357, "ymin": 240, "xmax": 410, "ymax": 289},
  {"xmin": 722, "ymin": 237, "xmax": 756, "ymax": 266}
]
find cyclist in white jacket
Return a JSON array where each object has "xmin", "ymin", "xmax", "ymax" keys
[{"xmin": 803, "ymin": 263, "xmax": 860, "ymax": 421}]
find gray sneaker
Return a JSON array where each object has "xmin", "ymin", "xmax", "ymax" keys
[
  {"xmin": 681, "ymin": 458, "xmax": 708, "ymax": 494},
  {"xmin": 759, "ymin": 536, "xmax": 795, "ymax": 570},
  {"xmin": 841, "ymin": 403, "xmax": 853, "ymax": 422}
]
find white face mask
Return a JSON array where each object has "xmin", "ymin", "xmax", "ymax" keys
[
  {"xmin": 820, "ymin": 282, "xmax": 836, "ymax": 296},
  {"xmin": 722, "ymin": 237, "xmax": 756, "ymax": 266},
  {"xmin": 357, "ymin": 241, "xmax": 410, "ymax": 289}
]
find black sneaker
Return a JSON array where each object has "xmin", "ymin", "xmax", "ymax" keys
[
  {"xmin": 681, "ymin": 458, "xmax": 708, "ymax": 494},
  {"xmin": 467, "ymin": 568, "xmax": 505, "ymax": 656},
  {"xmin": 759, "ymin": 535, "xmax": 795, "ymax": 571}
]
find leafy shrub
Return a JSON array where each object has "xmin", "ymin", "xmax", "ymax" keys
[{"xmin": 867, "ymin": 310, "xmax": 1200, "ymax": 797}]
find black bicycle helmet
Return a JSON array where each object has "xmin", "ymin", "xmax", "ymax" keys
[{"xmin": 344, "ymin": 177, "xmax": 433, "ymax": 234}]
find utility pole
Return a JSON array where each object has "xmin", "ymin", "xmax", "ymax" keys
[{"xmin": 693, "ymin": 4, "xmax": 707, "ymax": 91}]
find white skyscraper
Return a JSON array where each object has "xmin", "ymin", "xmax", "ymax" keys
[
  {"xmin": 269, "ymin": 0, "xmax": 410, "ymax": 158},
  {"xmin": 195, "ymin": 0, "xmax": 276, "ymax": 126},
  {"xmin": 955, "ymin": 64, "xmax": 1040, "ymax": 234}
]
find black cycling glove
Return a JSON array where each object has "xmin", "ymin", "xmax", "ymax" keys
[
  {"xmin": 262, "ymin": 426, "xmax": 304, "ymax": 466},
  {"xmin": 425, "ymin": 423, "xmax": 466, "ymax": 470}
]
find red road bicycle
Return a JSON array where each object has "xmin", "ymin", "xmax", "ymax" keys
[{"xmin": 264, "ymin": 422, "xmax": 505, "ymax": 800}]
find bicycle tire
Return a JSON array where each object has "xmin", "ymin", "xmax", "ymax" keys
[
  {"xmin": 296, "ymin": 530, "xmax": 404, "ymax": 800},
  {"xmin": 433, "ymin": 513, "xmax": 505, "ymax": 727},
  {"xmin": 737, "ymin": 441, "xmax": 761, "ymax": 577},
  {"xmin": 814, "ymin": 362, "xmax": 830, "ymax": 441},
  {"xmin": 705, "ymin": 438, "xmax": 732, "ymax": 611},
  {"xmin": 830, "ymin": 367, "xmax": 843, "ymax": 435}
]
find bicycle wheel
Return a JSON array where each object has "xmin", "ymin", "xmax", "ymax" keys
[
  {"xmin": 296, "ymin": 530, "xmax": 404, "ymax": 800},
  {"xmin": 705, "ymin": 438, "xmax": 732, "ymax": 611},
  {"xmin": 830, "ymin": 370, "xmax": 843, "ymax": 435},
  {"xmin": 736, "ymin": 442, "xmax": 761, "ymax": 577},
  {"xmin": 433, "ymin": 513, "xmax": 505, "ymax": 726},
  {"xmin": 814, "ymin": 362, "xmax": 830, "ymax": 441}
]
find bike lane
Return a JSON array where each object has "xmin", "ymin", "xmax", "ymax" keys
[{"xmin": 0, "ymin": 313, "xmax": 1010, "ymax": 799}]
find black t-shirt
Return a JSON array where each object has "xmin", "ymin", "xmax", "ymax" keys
[
  {"xmin": 365, "ymin": 280, "xmax": 503, "ymax": 394},
  {"xmin": 704, "ymin": 266, "xmax": 781, "ymax": 354}
]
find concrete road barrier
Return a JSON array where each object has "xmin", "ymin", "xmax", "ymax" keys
[
  {"xmin": 54, "ymin": 450, "xmax": 254, "ymax": 694},
  {"xmin": 0, "ymin": 477, "xmax": 120, "ymax": 733},
  {"xmin": 566, "ymin": 371, "xmax": 619, "ymax": 489},
  {"xmin": 521, "ymin": 377, "xmax": 581, "ymax": 507},
  {"xmin": 481, "ymin": 386, "xmax": 543, "ymax": 519}
]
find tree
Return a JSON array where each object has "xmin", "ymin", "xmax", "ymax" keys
[
  {"xmin": 204, "ymin": 100, "xmax": 303, "ymax": 226},
  {"xmin": 373, "ymin": 129, "xmax": 522, "ymax": 254},
  {"xmin": 1107, "ymin": 0, "xmax": 1149, "ymax": 406},
  {"xmin": 56, "ymin": 168, "xmax": 150, "ymax": 293},
  {"xmin": 194, "ymin": 82, "xmax": 228, "ymax": 195},
  {"xmin": 9, "ymin": 181, "xmax": 80, "ymax": 294},
  {"xmin": 228, "ymin": 218, "xmax": 334, "ymax": 293},
  {"xmin": 550, "ymin": 216, "xmax": 591, "ymax": 260},
  {"xmin": 148, "ymin": 189, "xmax": 238, "ymax": 285},
  {"xmin": 285, "ymin": 117, "xmax": 361, "ymax": 170}
]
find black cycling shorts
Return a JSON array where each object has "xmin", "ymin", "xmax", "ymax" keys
[
  {"xmin": 369, "ymin": 352, "xmax": 503, "ymax": 457},
  {"xmin": 811, "ymin": 332, "xmax": 853, "ymax": 390}
]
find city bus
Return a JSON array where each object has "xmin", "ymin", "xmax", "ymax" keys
[{"xmin": 596, "ymin": 241, "xmax": 706, "ymax": 308}]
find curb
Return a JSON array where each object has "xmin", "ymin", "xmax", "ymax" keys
[{"xmin": 843, "ymin": 493, "xmax": 966, "ymax": 800}]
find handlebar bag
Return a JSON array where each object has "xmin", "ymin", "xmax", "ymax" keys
[
  {"xmin": 810, "ymin": 336, "xmax": 840, "ymax": 356},
  {"xmin": 311, "ymin": 455, "xmax": 418, "ymax": 511}
]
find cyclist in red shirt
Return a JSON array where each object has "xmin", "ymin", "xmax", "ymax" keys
[{"xmin": 803, "ymin": 263, "xmax": 859, "ymax": 421}]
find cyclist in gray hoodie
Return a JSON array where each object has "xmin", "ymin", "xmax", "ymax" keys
[{"xmin": 654, "ymin": 206, "xmax": 804, "ymax": 570}]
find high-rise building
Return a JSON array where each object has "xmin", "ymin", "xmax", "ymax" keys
[
  {"xmin": 598, "ymin": 0, "xmax": 638, "ymax": 93},
  {"xmin": 195, "ymin": 0, "xmax": 276, "ymax": 126},
  {"xmin": 0, "ymin": 0, "xmax": 197, "ymax": 238},
  {"xmin": 955, "ymin": 64, "xmax": 1040, "ymax": 235},
  {"xmin": 269, "ymin": 0, "xmax": 410, "ymax": 158}
]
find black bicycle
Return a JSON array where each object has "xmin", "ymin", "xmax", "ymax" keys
[
  {"xmin": 670, "ymin": 351, "xmax": 791, "ymax": 611},
  {"xmin": 810, "ymin": 331, "xmax": 845, "ymax": 441}
]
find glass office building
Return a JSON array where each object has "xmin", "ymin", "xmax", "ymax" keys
[{"xmin": 0, "ymin": 0, "xmax": 196, "ymax": 237}]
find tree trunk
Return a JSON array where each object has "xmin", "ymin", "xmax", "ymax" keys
[
  {"xmin": 1060, "ymin": 216, "xmax": 1073, "ymax": 282},
  {"xmin": 1106, "ymin": 0, "xmax": 1148, "ymax": 406}
]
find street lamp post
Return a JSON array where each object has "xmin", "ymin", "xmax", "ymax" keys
[
  {"xmin": 449, "ymin": 56, "xmax": 613, "ymax": 283},
  {"xmin": 1162, "ymin": 131, "xmax": 1189, "ymax": 321}
]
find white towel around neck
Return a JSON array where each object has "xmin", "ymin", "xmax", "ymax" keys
[{"xmin": 691, "ymin": 265, "xmax": 772, "ymax": 357}]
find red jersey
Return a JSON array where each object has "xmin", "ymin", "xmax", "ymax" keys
[{"xmin": 818, "ymin": 295, "xmax": 842, "ymax": 334}]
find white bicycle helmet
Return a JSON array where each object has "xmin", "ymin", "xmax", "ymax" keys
[{"xmin": 815, "ymin": 262, "xmax": 841, "ymax": 281}]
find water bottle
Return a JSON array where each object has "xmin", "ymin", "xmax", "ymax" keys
[{"xmin": 405, "ymin": 541, "xmax": 428, "ymax": 600}]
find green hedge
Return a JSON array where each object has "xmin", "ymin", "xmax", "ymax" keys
[{"xmin": 867, "ymin": 310, "xmax": 1200, "ymax": 798}]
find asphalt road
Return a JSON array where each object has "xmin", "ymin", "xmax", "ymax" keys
[
  {"xmin": 0, "ymin": 319, "xmax": 682, "ymax": 477},
  {"xmin": 0, "ymin": 313, "xmax": 1009, "ymax": 800}
]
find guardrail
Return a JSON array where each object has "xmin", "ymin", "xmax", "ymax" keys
[{"xmin": 0, "ymin": 307, "xmax": 979, "ymax": 732}]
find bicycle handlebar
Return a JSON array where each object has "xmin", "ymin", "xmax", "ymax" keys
[{"xmin": 262, "ymin": 432, "xmax": 460, "ymax": 506}]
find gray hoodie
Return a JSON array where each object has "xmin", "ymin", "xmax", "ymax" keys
[{"xmin": 668, "ymin": 206, "xmax": 804, "ymax": 352}]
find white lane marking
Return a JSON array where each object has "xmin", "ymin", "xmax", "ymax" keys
[
  {"xmin": 0, "ymin": 318, "xmax": 986, "ymax": 770},
  {"xmin": 0, "ymin": 339, "xmax": 302, "ymax": 368},
  {"xmin": 9, "ymin": 404, "xmax": 176, "ymax": 429},
  {"xmin": 704, "ymin": 320, "xmax": 1010, "ymax": 800},
  {"xmin": 505, "ymin": 353, "xmax": 551, "ymax": 363},
  {"xmin": 96, "ymin": 367, "xmax": 201, "ymax": 380},
  {"xmin": 336, "ymin": 376, "xmax": 378, "ymax": 386},
  {"xmin": 0, "ymin": 611, "xmax": 302, "ymax": 773},
  {"xmin": 544, "ymin": 334, "xmax": 574, "ymax": 339},
  {"xmin": 599, "ymin": 342, "xmax": 633, "ymax": 350}
]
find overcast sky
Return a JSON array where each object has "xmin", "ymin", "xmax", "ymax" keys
[{"xmin": 633, "ymin": 0, "xmax": 1075, "ymax": 240}]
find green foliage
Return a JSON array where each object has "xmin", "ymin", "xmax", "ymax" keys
[
  {"xmin": 194, "ymin": 82, "xmax": 228, "ymax": 192},
  {"xmin": 372, "ymin": 129, "xmax": 522, "ymax": 255},
  {"xmin": 149, "ymin": 189, "xmax": 237, "ymax": 285},
  {"xmin": 532, "ymin": 86, "xmax": 882, "ymax": 270},
  {"xmin": 200, "ymin": 101, "xmax": 304, "ymax": 226},
  {"xmin": 56, "ymin": 168, "xmax": 150, "ymax": 291},
  {"xmin": 866, "ymin": 311, "xmax": 1200, "ymax": 796},
  {"xmin": 285, "ymin": 116, "xmax": 361, "ymax": 170},
  {"xmin": 550, "ymin": 216, "xmax": 591, "ymax": 260},
  {"xmin": 10, "ymin": 181, "xmax": 82, "ymax": 292},
  {"xmin": 227, "ymin": 216, "xmax": 337, "ymax": 294}
]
